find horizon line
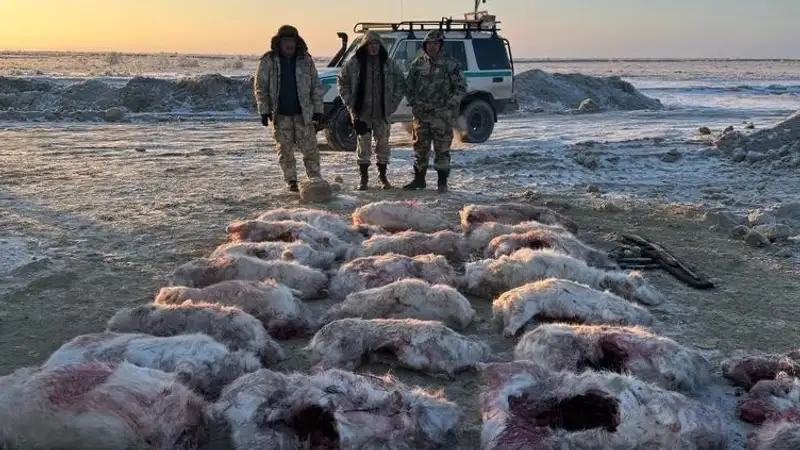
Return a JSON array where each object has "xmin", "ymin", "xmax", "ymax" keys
[{"xmin": 2, "ymin": 49, "xmax": 799, "ymax": 62}]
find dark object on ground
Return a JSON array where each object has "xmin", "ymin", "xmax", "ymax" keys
[{"xmin": 620, "ymin": 234, "xmax": 714, "ymax": 289}]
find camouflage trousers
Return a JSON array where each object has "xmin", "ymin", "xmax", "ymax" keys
[
  {"xmin": 411, "ymin": 115, "xmax": 452, "ymax": 171},
  {"xmin": 272, "ymin": 114, "xmax": 321, "ymax": 182},
  {"xmin": 356, "ymin": 117, "xmax": 391, "ymax": 165}
]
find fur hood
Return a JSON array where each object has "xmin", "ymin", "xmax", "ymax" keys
[
  {"xmin": 266, "ymin": 25, "xmax": 309, "ymax": 58},
  {"xmin": 353, "ymin": 30, "xmax": 388, "ymax": 63}
]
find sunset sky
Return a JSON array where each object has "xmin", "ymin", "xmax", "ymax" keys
[{"xmin": 2, "ymin": 0, "xmax": 799, "ymax": 58}]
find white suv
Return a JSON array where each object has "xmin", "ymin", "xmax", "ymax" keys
[{"xmin": 315, "ymin": 15, "xmax": 517, "ymax": 152}]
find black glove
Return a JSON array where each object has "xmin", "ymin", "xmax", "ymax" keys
[
  {"xmin": 312, "ymin": 113, "xmax": 324, "ymax": 126},
  {"xmin": 353, "ymin": 120, "xmax": 371, "ymax": 136},
  {"xmin": 260, "ymin": 113, "xmax": 271, "ymax": 127}
]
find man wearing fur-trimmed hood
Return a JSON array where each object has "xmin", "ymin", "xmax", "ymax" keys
[
  {"xmin": 254, "ymin": 25, "xmax": 325, "ymax": 192},
  {"xmin": 337, "ymin": 31, "xmax": 406, "ymax": 191}
]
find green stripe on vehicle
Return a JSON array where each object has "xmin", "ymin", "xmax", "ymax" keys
[
  {"xmin": 320, "ymin": 70, "xmax": 511, "ymax": 85},
  {"xmin": 465, "ymin": 70, "xmax": 513, "ymax": 77}
]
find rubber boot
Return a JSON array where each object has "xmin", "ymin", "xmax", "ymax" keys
[
  {"xmin": 377, "ymin": 163, "xmax": 391, "ymax": 190},
  {"xmin": 436, "ymin": 169, "xmax": 449, "ymax": 194},
  {"xmin": 402, "ymin": 167, "xmax": 427, "ymax": 190},
  {"xmin": 287, "ymin": 180, "xmax": 299, "ymax": 192},
  {"xmin": 356, "ymin": 164, "xmax": 369, "ymax": 191}
]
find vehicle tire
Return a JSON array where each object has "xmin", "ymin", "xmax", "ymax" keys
[
  {"xmin": 323, "ymin": 105, "xmax": 356, "ymax": 152},
  {"xmin": 456, "ymin": 99, "xmax": 495, "ymax": 144}
]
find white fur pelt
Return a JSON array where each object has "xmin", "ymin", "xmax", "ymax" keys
[
  {"xmin": 210, "ymin": 240, "xmax": 337, "ymax": 270},
  {"xmin": 738, "ymin": 372, "xmax": 800, "ymax": 425},
  {"xmin": 168, "ymin": 255, "xmax": 329, "ymax": 300},
  {"xmin": 492, "ymin": 278, "xmax": 656, "ymax": 337},
  {"xmin": 307, "ymin": 318, "xmax": 493, "ymax": 378},
  {"xmin": 256, "ymin": 207, "xmax": 386, "ymax": 243},
  {"xmin": 486, "ymin": 228, "xmax": 618, "ymax": 269},
  {"xmin": 464, "ymin": 220, "xmax": 569, "ymax": 255},
  {"xmin": 720, "ymin": 349, "xmax": 800, "ymax": 390},
  {"xmin": 322, "ymin": 278, "xmax": 476, "ymax": 330},
  {"xmin": 748, "ymin": 420, "xmax": 800, "ymax": 450},
  {"xmin": 459, "ymin": 203, "xmax": 579, "ymax": 234},
  {"xmin": 328, "ymin": 253, "xmax": 460, "ymax": 301},
  {"xmin": 208, "ymin": 368, "xmax": 462, "ymax": 450},
  {"xmin": 514, "ymin": 323, "xmax": 711, "ymax": 393},
  {"xmin": 0, "ymin": 361, "xmax": 208, "ymax": 450},
  {"xmin": 106, "ymin": 300, "xmax": 285, "ymax": 365},
  {"xmin": 492, "ymin": 278, "xmax": 656, "ymax": 336},
  {"xmin": 352, "ymin": 230, "xmax": 468, "ymax": 265},
  {"xmin": 464, "ymin": 248, "xmax": 664, "ymax": 305},
  {"xmin": 154, "ymin": 279, "xmax": 317, "ymax": 339},
  {"xmin": 479, "ymin": 360, "xmax": 729, "ymax": 450},
  {"xmin": 42, "ymin": 332, "xmax": 262, "ymax": 399},
  {"xmin": 351, "ymin": 200, "xmax": 452, "ymax": 233},
  {"xmin": 225, "ymin": 219, "xmax": 352, "ymax": 259}
]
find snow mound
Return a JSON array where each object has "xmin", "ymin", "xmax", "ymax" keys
[
  {"xmin": 514, "ymin": 69, "xmax": 663, "ymax": 113},
  {"xmin": 0, "ymin": 74, "xmax": 255, "ymax": 122},
  {"xmin": 713, "ymin": 110, "xmax": 800, "ymax": 169}
]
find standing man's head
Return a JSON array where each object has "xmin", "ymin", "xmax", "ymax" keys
[
  {"xmin": 422, "ymin": 30, "xmax": 445, "ymax": 58},
  {"xmin": 363, "ymin": 31, "xmax": 383, "ymax": 57},
  {"xmin": 276, "ymin": 25, "xmax": 300, "ymax": 57}
]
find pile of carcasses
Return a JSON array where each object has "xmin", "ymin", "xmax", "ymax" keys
[{"xmin": 0, "ymin": 200, "xmax": 792, "ymax": 449}]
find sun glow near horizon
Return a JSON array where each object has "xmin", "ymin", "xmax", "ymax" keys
[{"xmin": 2, "ymin": 0, "xmax": 799, "ymax": 58}]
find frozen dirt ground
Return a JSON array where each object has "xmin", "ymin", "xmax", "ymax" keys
[{"xmin": 2, "ymin": 118, "xmax": 800, "ymax": 447}]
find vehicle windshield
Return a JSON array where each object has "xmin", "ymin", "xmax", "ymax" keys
[{"xmin": 338, "ymin": 36, "xmax": 396, "ymax": 66}]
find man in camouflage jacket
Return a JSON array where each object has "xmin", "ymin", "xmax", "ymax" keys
[
  {"xmin": 337, "ymin": 31, "xmax": 406, "ymax": 190},
  {"xmin": 254, "ymin": 25, "xmax": 324, "ymax": 192},
  {"xmin": 402, "ymin": 29, "xmax": 467, "ymax": 194}
]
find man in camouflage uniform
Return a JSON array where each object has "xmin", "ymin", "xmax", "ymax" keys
[
  {"xmin": 254, "ymin": 25, "xmax": 325, "ymax": 192},
  {"xmin": 402, "ymin": 29, "xmax": 467, "ymax": 194},
  {"xmin": 337, "ymin": 31, "xmax": 406, "ymax": 191}
]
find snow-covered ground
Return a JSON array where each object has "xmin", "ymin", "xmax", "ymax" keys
[
  {"xmin": 2, "ymin": 52, "xmax": 799, "ymax": 207},
  {"xmin": 2, "ymin": 52, "xmax": 800, "ymax": 449}
]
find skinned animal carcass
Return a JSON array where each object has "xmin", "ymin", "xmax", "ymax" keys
[
  {"xmin": 748, "ymin": 419, "xmax": 800, "ymax": 450},
  {"xmin": 210, "ymin": 240, "xmax": 337, "ymax": 270},
  {"xmin": 351, "ymin": 200, "xmax": 452, "ymax": 233},
  {"xmin": 168, "ymin": 255, "xmax": 329, "ymax": 300},
  {"xmin": 328, "ymin": 253, "xmax": 460, "ymax": 301},
  {"xmin": 464, "ymin": 221, "xmax": 569, "ymax": 256},
  {"xmin": 307, "ymin": 318, "xmax": 493, "ymax": 378},
  {"xmin": 479, "ymin": 360, "xmax": 729, "ymax": 450},
  {"xmin": 106, "ymin": 300, "xmax": 285, "ymax": 365},
  {"xmin": 353, "ymin": 230, "xmax": 468, "ymax": 265},
  {"xmin": 256, "ymin": 207, "xmax": 385, "ymax": 243},
  {"xmin": 0, "ymin": 361, "xmax": 208, "ymax": 450},
  {"xmin": 739, "ymin": 372, "xmax": 800, "ymax": 425},
  {"xmin": 459, "ymin": 203, "xmax": 579, "ymax": 234},
  {"xmin": 486, "ymin": 228, "xmax": 617, "ymax": 269},
  {"xmin": 208, "ymin": 368, "xmax": 463, "ymax": 450},
  {"xmin": 225, "ymin": 219, "xmax": 352, "ymax": 259},
  {"xmin": 514, "ymin": 323, "xmax": 712, "ymax": 393},
  {"xmin": 721, "ymin": 349, "xmax": 800, "ymax": 390},
  {"xmin": 492, "ymin": 278, "xmax": 656, "ymax": 337},
  {"xmin": 42, "ymin": 332, "xmax": 262, "ymax": 399},
  {"xmin": 154, "ymin": 279, "xmax": 317, "ymax": 339},
  {"xmin": 322, "ymin": 278, "xmax": 476, "ymax": 330},
  {"xmin": 464, "ymin": 248, "xmax": 664, "ymax": 305}
]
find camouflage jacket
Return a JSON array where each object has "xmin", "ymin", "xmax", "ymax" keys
[
  {"xmin": 254, "ymin": 49, "xmax": 323, "ymax": 126},
  {"xmin": 337, "ymin": 32, "xmax": 406, "ymax": 122},
  {"xmin": 405, "ymin": 51, "xmax": 467, "ymax": 120}
]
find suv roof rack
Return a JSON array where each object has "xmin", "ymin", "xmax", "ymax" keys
[{"xmin": 353, "ymin": 17, "xmax": 501, "ymax": 38}]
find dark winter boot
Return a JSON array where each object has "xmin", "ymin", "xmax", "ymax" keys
[
  {"xmin": 402, "ymin": 167, "xmax": 427, "ymax": 190},
  {"xmin": 377, "ymin": 163, "xmax": 391, "ymax": 190},
  {"xmin": 287, "ymin": 180, "xmax": 299, "ymax": 192},
  {"xmin": 436, "ymin": 169, "xmax": 449, "ymax": 194},
  {"xmin": 356, "ymin": 164, "xmax": 369, "ymax": 191}
]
